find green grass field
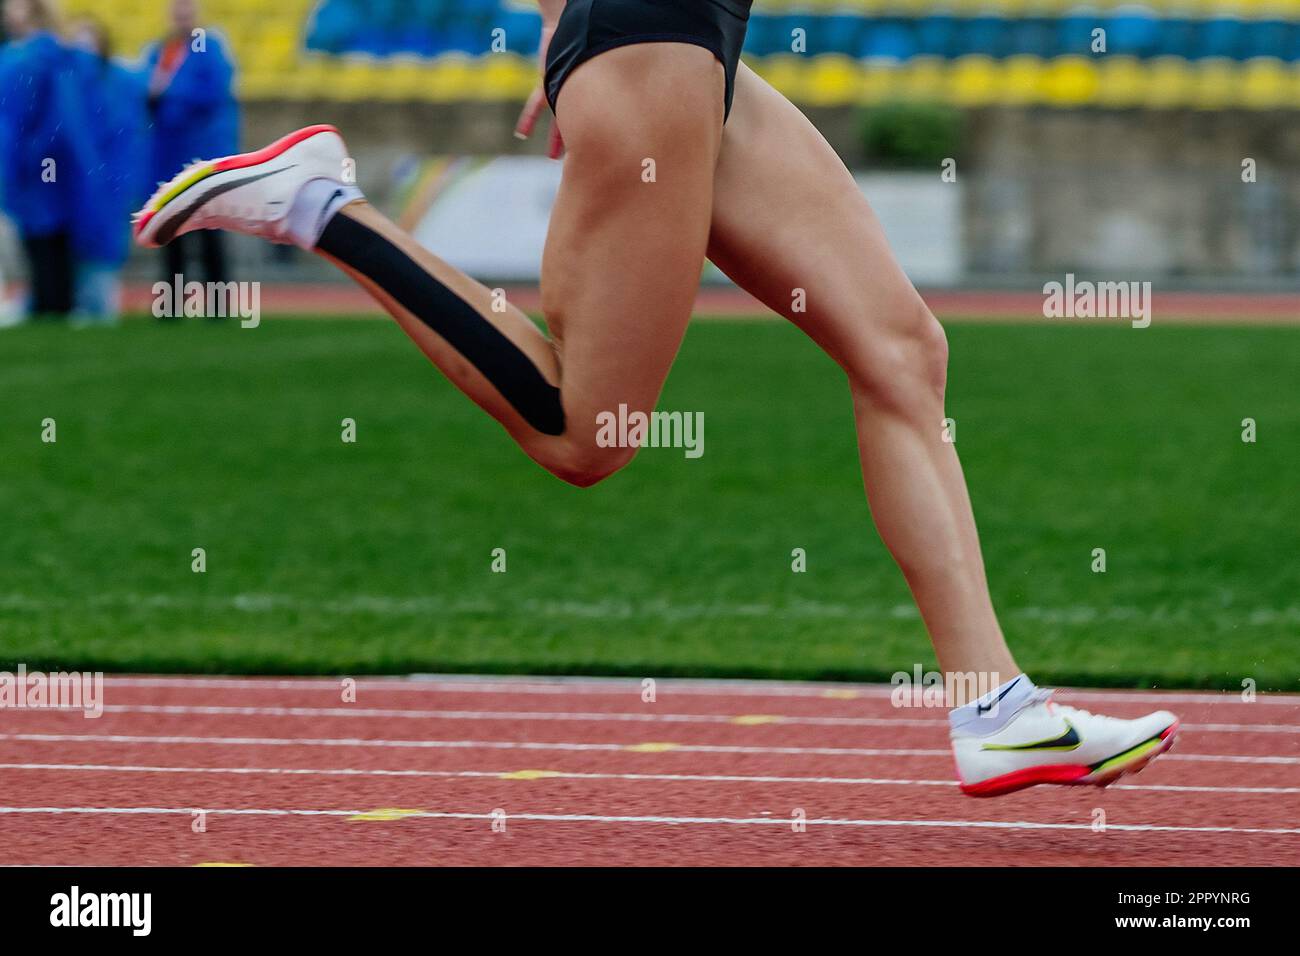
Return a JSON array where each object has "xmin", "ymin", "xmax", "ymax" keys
[{"xmin": 1, "ymin": 316, "xmax": 1296, "ymax": 689}]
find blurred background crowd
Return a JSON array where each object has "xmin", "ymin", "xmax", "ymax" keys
[
  {"xmin": 0, "ymin": 0, "xmax": 236, "ymax": 324},
  {"xmin": 1, "ymin": 0, "xmax": 1297, "ymax": 325}
]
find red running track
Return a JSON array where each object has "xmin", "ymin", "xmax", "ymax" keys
[
  {"xmin": 113, "ymin": 282, "xmax": 1300, "ymax": 322},
  {"xmin": 0, "ymin": 675, "xmax": 1297, "ymax": 866}
]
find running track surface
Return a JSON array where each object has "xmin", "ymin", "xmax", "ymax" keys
[
  {"xmin": 115, "ymin": 282, "xmax": 1300, "ymax": 322},
  {"xmin": 1, "ymin": 675, "xmax": 1297, "ymax": 867}
]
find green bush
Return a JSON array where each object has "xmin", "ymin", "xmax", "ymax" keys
[{"xmin": 860, "ymin": 101, "xmax": 964, "ymax": 168}]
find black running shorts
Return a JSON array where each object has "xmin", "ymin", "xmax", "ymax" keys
[{"xmin": 544, "ymin": 0, "xmax": 753, "ymax": 122}]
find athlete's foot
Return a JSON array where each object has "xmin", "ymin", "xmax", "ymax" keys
[
  {"xmin": 133, "ymin": 125, "xmax": 356, "ymax": 249},
  {"xmin": 952, "ymin": 689, "xmax": 1179, "ymax": 797}
]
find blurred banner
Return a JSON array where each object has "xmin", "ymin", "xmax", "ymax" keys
[{"xmin": 406, "ymin": 157, "xmax": 962, "ymax": 284}]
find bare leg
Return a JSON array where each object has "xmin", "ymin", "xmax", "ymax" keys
[
  {"xmin": 314, "ymin": 43, "xmax": 723, "ymax": 488},
  {"xmin": 708, "ymin": 65, "xmax": 1018, "ymax": 698}
]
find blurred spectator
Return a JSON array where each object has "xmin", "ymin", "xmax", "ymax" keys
[
  {"xmin": 143, "ymin": 0, "xmax": 238, "ymax": 305},
  {"xmin": 68, "ymin": 16, "xmax": 149, "ymax": 325},
  {"xmin": 0, "ymin": 0, "xmax": 92, "ymax": 319}
]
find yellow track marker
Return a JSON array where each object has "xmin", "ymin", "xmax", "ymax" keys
[
  {"xmin": 194, "ymin": 862, "xmax": 254, "ymax": 867},
  {"xmin": 731, "ymin": 714, "xmax": 783, "ymax": 725},
  {"xmin": 499, "ymin": 769, "xmax": 563, "ymax": 780},
  {"xmin": 347, "ymin": 808, "xmax": 423, "ymax": 822},
  {"xmin": 625, "ymin": 742, "xmax": 681, "ymax": 752},
  {"xmin": 821, "ymin": 689, "xmax": 860, "ymax": 699}
]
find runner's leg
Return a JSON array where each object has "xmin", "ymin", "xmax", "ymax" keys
[
  {"xmin": 315, "ymin": 44, "xmax": 724, "ymax": 487},
  {"xmin": 707, "ymin": 64, "xmax": 1019, "ymax": 693}
]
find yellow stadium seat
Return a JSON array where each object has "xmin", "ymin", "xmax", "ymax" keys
[
  {"xmin": 1042, "ymin": 56, "xmax": 1100, "ymax": 106},
  {"xmin": 859, "ymin": 60, "xmax": 899, "ymax": 106},
  {"xmin": 803, "ymin": 54, "xmax": 863, "ymax": 106},
  {"xmin": 1191, "ymin": 57, "xmax": 1238, "ymax": 110},
  {"xmin": 359, "ymin": 59, "xmax": 404, "ymax": 103},
  {"xmin": 236, "ymin": 70, "xmax": 281, "ymax": 101},
  {"xmin": 1240, "ymin": 57, "xmax": 1290, "ymax": 109},
  {"xmin": 748, "ymin": 54, "xmax": 809, "ymax": 103},
  {"xmin": 264, "ymin": 39, "xmax": 298, "ymax": 70},
  {"xmin": 282, "ymin": 57, "xmax": 337, "ymax": 101},
  {"xmin": 1000, "ymin": 55, "xmax": 1047, "ymax": 106},
  {"xmin": 1095, "ymin": 55, "xmax": 1146, "ymax": 108},
  {"xmin": 425, "ymin": 56, "xmax": 481, "ymax": 103},
  {"xmin": 963, "ymin": 0, "xmax": 1033, "ymax": 14},
  {"xmin": 326, "ymin": 57, "xmax": 383, "ymax": 102},
  {"xmin": 1142, "ymin": 57, "xmax": 1195, "ymax": 109},
  {"xmin": 475, "ymin": 55, "xmax": 536, "ymax": 102},
  {"xmin": 898, "ymin": 56, "xmax": 946, "ymax": 102},
  {"xmin": 948, "ymin": 54, "xmax": 1000, "ymax": 108},
  {"xmin": 396, "ymin": 60, "xmax": 439, "ymax": 102}
]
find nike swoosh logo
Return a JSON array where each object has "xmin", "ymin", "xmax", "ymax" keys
[
  {"xmin": 982, "ymin": 719, "xmax": 1081, "ymax": 752},
  {"xmin": 315, "ymin": 188, "xmax": 345, "ymax": 235},
  {"xmin": 155, "ymin": 165, "xmax": 298, "ymax": 245},
  {"xmin": 976, "ymin": 676, "xmax": 1020, "ymax": 714}
]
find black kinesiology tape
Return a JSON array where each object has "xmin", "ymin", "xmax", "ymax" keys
[{"xmin": 317, "ymin": 213, "xmax": 565, "ymax": 435}]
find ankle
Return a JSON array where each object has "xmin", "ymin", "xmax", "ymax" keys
[
  {"xmin": 284, "ymin": 178, "xmax": 365, "ymax": 249},
  {"xmin": 948, "ymin": 673, "xmax": 1038, "ymax": 736}
]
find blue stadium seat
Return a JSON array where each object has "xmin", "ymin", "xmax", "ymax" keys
[
  {"xmin": 913, "ymin": 15, "xmax": 954, "ymax": 58},
  {"xmin": 1241, "ymin": 20, "xmax": 1293, "ymax": 60},
  {"xmin": 500, "ymin": 10, "xmax": 542, "ymax": 55},
  {"xmin": 960, "ymin": 16, "xmax": 1011, "ymax": 59},
  {"xmin": 1056, "ymin": 12, "xmax": 1102, "ymax": 59},
  {"xmin": 1009, "ymin": 18, "xmax": 1058, "ymax": 59},
  {"xmin": 1195, "ymin": 18, "xmax": 1246, "ymax": 60},
  {"xmin": 859, "ymin": 20, "xmax": 918, "ymax": 62},
  {"xmin": 1105, "ymin": 12, "xmax": 1162, "ymax": 59}
]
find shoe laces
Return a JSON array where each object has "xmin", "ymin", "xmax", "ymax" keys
[{"xmin": 1043, "ymin": 695, "xmax": 1127, "ymax": 726}]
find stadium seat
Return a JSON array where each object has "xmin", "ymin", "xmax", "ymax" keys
[
  {"xmin": 1190, "ymin": 56, "xmax": 1239, "ymax": 109},
  {"xmin": 897, "ymin": 56, "xmax": 948, "ymax": 100},
  {"xmin": 804, "ymin": 54, "xmax": 864, "ymax": 105},
  {"xmin": 1240, "ymin": 56, "xmax": 1291, "ymax": 107},
  {"xmin": 1094, "ymin": 54, "xmax": 1148, "ymax": 108},
  {"xmin": 1142, "ymin": 56, "xmax": 1195, "ymax": 107},
  {"xmin": 1001, "ymin": 54, "xmax": 1048, "ymax": 105},
  {"xmin": 47, "ymin": 0, "xmax": 1300, "ymax": 109},
  {"xmin": 1042, "ymin": 54, "xmax": 1100, "ymax": 104},
  {"xmin": 949, "ymin": 54, "xmax": 1002, "ymax": 106}
]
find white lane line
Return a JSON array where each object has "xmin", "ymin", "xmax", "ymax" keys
[
  {"xmin": 15, "ymin": 702, "xmax": 1300, "ymax": 737},
  {"xmin": 2, "ymin": 732, "xmax": 1296, "ymax": 764},
  {"xmin": 4, "ymin": 762, "xmax": 1298, "ymax": 795},
  {"xmin": 64, "ymin": 703, "xmax": 1300, "ymax": 733},
  {"xmin": 1, "ymin": 805, "xmax": 1298, "ymax": 835},
  {"xmin": 94, "ymin": 704, "xmax": 935, "ymax": 728},
  {"xmin": 0, "ymin": 732, "xmax": 942, "ymax": 757},
  {"xmin": 97, "ymin": 675, "xmax": 1300, "ymax": 705}
]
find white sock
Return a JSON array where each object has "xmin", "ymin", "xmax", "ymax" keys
[
  {"xmin": 284, "ymin": 178, "xmax": 364, "ymax": 249},
  {"xmin": 948, "ymin": 673, "xmax": 1038, "ymax": 736}
]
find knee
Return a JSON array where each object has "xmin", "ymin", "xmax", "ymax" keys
[
  {"xmin": 549, "ymin": 439, "xmax": 638, "ymax": 489},
  {"xmin": 844, "ymin": 299, "xmax": 949, "ymax": 415}
]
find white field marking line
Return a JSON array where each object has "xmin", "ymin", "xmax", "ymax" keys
[
  {"xmin": 5, "ymin": 761, "xmax": 1299, "ymax": 796},
  {"xmin": 97, "ymin": 704, "xmax": 932, "ymax": 728},
  {"xmin": 1, "ymin": 805, "xmax": 1299, "ymax": 836},
  {"xmin": 2, "ymin": 732, "xmax": 1296, "ymax": 765},
  {"xmin": 78, "ymin": 703, "xmax": 1300, "ymax": 734},
  {"xmin": 95, "ymin": 675, "xmax": 1300, "ymax": 706}
]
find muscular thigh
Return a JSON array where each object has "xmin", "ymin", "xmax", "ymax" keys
[
  {"xmin": 708, "ymin": 64, "xmax": 928, "ymax": 373},
  {"xmin": 542, "ymin": 42, "xmax": 724, "ymax": 443}
]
